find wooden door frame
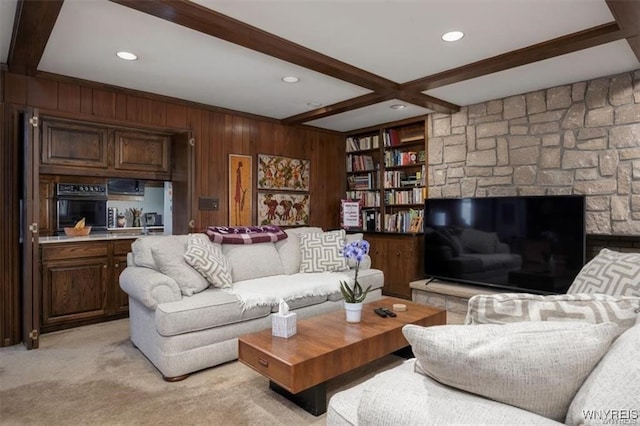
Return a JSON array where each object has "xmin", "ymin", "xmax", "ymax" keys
[{"xmin": 171, "ymin": 131, "xmax": 195, "ymax": 234}]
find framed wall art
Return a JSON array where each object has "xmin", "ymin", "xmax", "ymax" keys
[
  {"xmin": 257, "ymin": 154, "xmax": 310, "ymax": 191},
  {"xmin": 258, "ymin": 192, "xmax": 310, "ymax": 226},
  {"xmin": 229, "ymin": 154, "xmax": 253, "ymax": 226}
]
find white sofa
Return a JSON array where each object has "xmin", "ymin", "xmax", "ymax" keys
[
  {"xmin": 119, "ymin": 227, "xmax": 384, "ymax": 381},
  {"xmin": 327, "ymin": 248, "xmax": 640, "ymax": 425}
]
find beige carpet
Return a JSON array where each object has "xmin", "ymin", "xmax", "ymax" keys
[{"xmin": 0, "ymin": 319, "xmax": 403, "ymax": 425}]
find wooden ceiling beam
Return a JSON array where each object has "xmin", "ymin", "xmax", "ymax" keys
[
  {"xmin": 606, "ymin": 0, "xmax": 640, "ymax": 60},
  {"xmin": 111, "ymin": 0, "xmax": 399, "ymax": 94},
  {"xmin": 397, "ymin": 91, "xmax": 460, "ymax": 115},
  {"xmin": 281, "ymin": 93, "xmax": 394, "ymax": 126},
  {"xmin": 402, "ymin": 22, "xmax": 624, "ymax": 93},
  {"xmin": 8, "ymin": 0, "xmax": 63, "ymax": 75}
]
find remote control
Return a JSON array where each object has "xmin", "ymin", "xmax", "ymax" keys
[
  {"xmin": 380, "ymin": 307, "xmax": 397, "ymax": 317},
  {"xmin": 374, "ymin": 307, "xmax": 388, "ymax": 317}
]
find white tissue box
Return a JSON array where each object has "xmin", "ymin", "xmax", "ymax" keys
[{"xmin": 271, "ymin": 312, "xmax": 297, "ymax": 338}]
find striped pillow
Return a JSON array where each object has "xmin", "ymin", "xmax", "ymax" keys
[
  {"xmin": 184, "ymin": 236, "xmax": 232, "ymax": 289},
  {"xmin": 465, "ymin": 293, "xmax": 640, "ymax": 337},
  {"xmin": 567, "ymin": 248, "xmax": 640, "ymax": 296}
]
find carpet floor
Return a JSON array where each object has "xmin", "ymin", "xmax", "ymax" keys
[{"xmin": 0, "ymin": 319, "xmax": 403, "ymax": 425}]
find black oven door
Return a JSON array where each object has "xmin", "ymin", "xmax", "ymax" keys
[{"xmin": 57, "ymin": 198, "xmax": 108, "ymax": 233}]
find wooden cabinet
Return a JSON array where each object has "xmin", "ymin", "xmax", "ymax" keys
[
  {"xmin": 40, "ymin": 239, "xmax": 134, "ymax": 333},
  {"xmin": 39, "ymin": 176, "xmax": 56, "ymax": 236},
  {"xmin": 39, "ymin": 117, "xmax": 171, "ymax": 179},
  {"xmin": 115, "ymin": 130, "xmax": 170, "ymax": 174},
  {"xmin": 365, "ymin": 233, "xmax": 424, "ymax": 299},
  {"xmin": 41, "ymin": 119, "xmax": 109, "ymax": 169},
  {"xmin": 345, "ymin": 117, "xmax": 427, "ymax": 233}
]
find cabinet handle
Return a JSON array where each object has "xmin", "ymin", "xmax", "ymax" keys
[
  {"xmin": 188, "ymin": 219, "xmax": 195, "ymax": 228},
  {"xmin": 396, "ymin": 251, "xmax": 401, "ymax": 256},
  {"xmin": 115, "ymin": 263, "xmax": 119, "ymax": 268},
  {"xmin": 103, "ymin": 264, "xmax": 108, "ymax": 269}
]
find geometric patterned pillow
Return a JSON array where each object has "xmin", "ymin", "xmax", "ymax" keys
[
  {"xmin": 299, "ymin": 229, "xmax": 348, "ymax": 273},
  {"xmin": 464, "ymin": 293, "xmax": 640, "ymax": 337},
  {"xmin": 567, "ymin": 248, "xmax": 640, "ymax": 296},
  {"xmin": 184, "ymin": 236, "xmax": 232, "ymax": 289}
]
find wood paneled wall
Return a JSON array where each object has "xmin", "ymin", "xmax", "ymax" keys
[{"xmin": 0, "ymin": 71, "xmax": 346, "ymax": 346}]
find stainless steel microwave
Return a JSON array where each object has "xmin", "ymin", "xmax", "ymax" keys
[{"xmin": 107, "ymin": 179, "xmax": 145, "ymax": 196}]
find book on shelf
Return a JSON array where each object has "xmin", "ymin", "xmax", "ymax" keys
[{"xmin": 346, "ymin": 135, "xmax": 380, "ymax": 152}]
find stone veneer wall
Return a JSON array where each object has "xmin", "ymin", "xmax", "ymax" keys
[{"xmin": 427, "ymin": 70, "xmax": 640, "ymax": 235}]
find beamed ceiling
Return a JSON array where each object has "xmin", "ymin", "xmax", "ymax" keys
[{"xmin": 2, "ymin": 0, "xmax": 639, "ymax": 132}]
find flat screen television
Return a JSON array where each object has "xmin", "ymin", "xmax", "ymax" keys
[{"xmin": 423, "ymin": 195, "xmax": 585, "ymax": 294}]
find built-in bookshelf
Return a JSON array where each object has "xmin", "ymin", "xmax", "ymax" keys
[{"xmin": 344, "ymin": 118, "xmax": 427, "ymax": 233}]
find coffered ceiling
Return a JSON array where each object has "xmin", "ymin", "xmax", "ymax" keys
[{"xmin": 2, "ymin": 0, "xmax": 639, "ymax": 132}]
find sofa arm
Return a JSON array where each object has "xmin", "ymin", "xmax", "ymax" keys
[{"xmin": 119, "ymin": 266, "xmax": 182, "ymax": 310}]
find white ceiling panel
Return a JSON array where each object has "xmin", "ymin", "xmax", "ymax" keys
[
  {"xmin": 0, "ymin": 0, "xmax": 17, "ymax": 63},
  {"xmin": 38, "ymin": 0, "xmax": 370, "ymax": 119},
  {"xmin": 425, "ymin": 40, "xmax": 640, "ymax": 106},
  {"xmin": 195, "ymin": 0, "xmax": 614, "ymax": 83},
  {"xmin": 305, "ymin": 100, "xmax": 433, "ymax": 133}
]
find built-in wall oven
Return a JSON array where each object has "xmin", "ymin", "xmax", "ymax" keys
[{"xmin": 56, "ymin": 183, "xmax": 108, "ymax": 234}]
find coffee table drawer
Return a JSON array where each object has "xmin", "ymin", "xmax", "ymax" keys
[{"xmin": 239, "ymin": 341, "xmax": 294, "ymax": 391}]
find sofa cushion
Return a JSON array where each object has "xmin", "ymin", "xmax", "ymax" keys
[
  {"xmin": 276, "ymin": 227, "xmax": 323, "ymax": 274},
  {"xmin": 155, "ymin": 289, "xmax": 272, "ymax": 336},
  {"xmin": 183, "ymin": 236, "xmax": 232, "ymax": 289},
  {"xmin": 132, "ymin": 235, "xmax": 191, "ymax": 269},
  {"xmin": 299, "ymin": 229, "xmax": 348, "ymax": 273},
  {"xmin": 565, "ymin": 323, "xmax": 640, "ymax": 425},
  {"xmin": 151, "ymin": 244, "xmax": 210, "ymax": 296},
  {"xmin": 567, "ymin": 248, "xmax": 640, "ymax": 296},
  {"xmin": 327, "ymin": 359, "xmax": 560, "ymax": 426},
  {"xmin": 222, "ymin": 242, "xmax": 285, "ymax": 282},
  {"xmin": 466, "ymin": 293, "xmax": 640, "ymax": 337},
  {"xmin": 402, "ymin": 321, "xmax": 618, "ymax": 421}
]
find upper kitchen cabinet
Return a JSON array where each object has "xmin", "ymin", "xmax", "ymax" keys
[
  {"xmin": 41, "ymin": 119, "xmax": 109, "ymax": 170},
  {"xmin": 114, "ymin": 130, "xmax": 170, "ymax": 175},
  {"xmin": 39, "ymin": 117, "xmax": 171, "ymax": 180}
]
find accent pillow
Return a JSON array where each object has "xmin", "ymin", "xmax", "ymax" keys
[
  {"xmin": 275, "ymin": 227, "xmax": 324, "ymax": 275},
  {"xmin": 402, "ymin": 321, "xmax": 618, "ymax": 421},
  {"xmin": 151, "ymin": 245, "xmax": 210, "ymax": 296},
  {"xmin": 131, "ymin": 235, "xmax": 190, "ymax": 269},
  {"xmin": 459, "ymin": 228, "xmax": 499, "ymax": 254},
  {"xmin": 565, "ymin": 323, "xmax": 640, "ymax": 425},
  {"xmin": 299, "ymin": 229, "xmax": 349, "ymax": 273},
  {"xmin": 465, "ymin": 293, "xmax": 640, "ymax": 337},
  {"xmin": 183, "ymin": 236, "xmax": 232, "ymax": 289},
  {"xmin": 567, "ymin": 248, "xmax": 640, "ymax": 296}
]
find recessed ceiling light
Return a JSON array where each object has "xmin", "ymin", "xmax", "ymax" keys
[
  {"xmin": 442, "ymin": 31, "xmax": 464, "ymax": 42},
  {"xmin": 116, "ymin": 51, "xmax": 138, "ymax": 61},
  {"xmin": 307, "ymin": 102, "xmax": 323, "ymax": 108},
  {"xmin": 281, "ymin": 76, "xmax": 300, "ymax": 83},
  {"xmin": 390, "ymin": 104, "xmax": 406, "ymax": 110}
]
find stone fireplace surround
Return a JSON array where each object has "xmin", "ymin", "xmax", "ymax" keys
[{"xmin": 415, "ymin": 70, "xmax": 640, "ymax": 322}]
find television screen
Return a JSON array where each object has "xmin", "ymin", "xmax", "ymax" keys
[{"xmin": 423, "ymin": 195, "xmax": 585, "ymax": 294}]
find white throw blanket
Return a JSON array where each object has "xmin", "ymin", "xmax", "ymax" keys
[{"xmin": 224, "ymin": 272, "xmax": 350, "ymax": 310}]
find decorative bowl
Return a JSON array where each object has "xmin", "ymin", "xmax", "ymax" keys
[{"xmin": 64, "ymin": 226, "xmax": 92, "ymax": 237}]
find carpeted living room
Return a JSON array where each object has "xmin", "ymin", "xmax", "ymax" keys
[{"xmin": 1, "ymin": 1, "xmax": 640, "ymax": 425}]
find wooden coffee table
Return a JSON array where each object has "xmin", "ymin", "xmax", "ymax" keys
[{"xmin": 238, "ymin": 297, "xmax": 446, "ymax": 415}]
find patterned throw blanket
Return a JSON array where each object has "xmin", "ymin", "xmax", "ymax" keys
[{"xmin": 204, "ymin": 225, "xmax": 288, "ymax": 244}]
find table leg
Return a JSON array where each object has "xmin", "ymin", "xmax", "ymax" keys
[{"xmin": 269, "ymin": 380, "xmax": 327, "ymax": 416}]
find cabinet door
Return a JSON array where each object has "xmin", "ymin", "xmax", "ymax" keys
[
  {"xmin": 114, "ymin": 131, "xmax": 170, "ymax": 174},
  {"xmin": 41, "ymin": 257, "xmax": 109, "ymax": 330},
  {"xmin": 41, "ymin": 119, "xmax": 109, "ymax": 169},
  {"xmin": 38, "ymin": 176, "xmax": 56, "ymax": 236}
]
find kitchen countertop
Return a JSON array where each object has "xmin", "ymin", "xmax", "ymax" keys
[{"xmin": 40, "ymin": 228, "xmax": 166, "ymax": 244}]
